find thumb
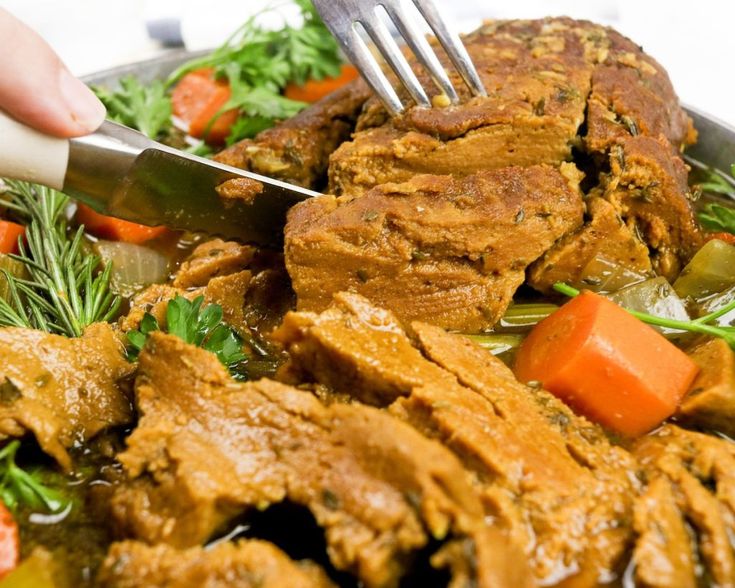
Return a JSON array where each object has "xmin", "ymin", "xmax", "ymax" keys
[{"xmin": 0, "ymin": 8, "xmax": 106, "ymax": 138}]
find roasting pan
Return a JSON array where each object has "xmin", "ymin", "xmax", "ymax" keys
[{"xmin": 83, "ymin": 49, "xmax": 735, "ymax": 196}]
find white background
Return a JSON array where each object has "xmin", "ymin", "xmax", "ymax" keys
[{"xmin": 2, "ymin": 0, "xmax": 734, "ymax": 127}]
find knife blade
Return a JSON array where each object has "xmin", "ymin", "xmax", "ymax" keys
[{"xmin": 63, "ymin": 120, "xmax": 320, "ymax": 246}]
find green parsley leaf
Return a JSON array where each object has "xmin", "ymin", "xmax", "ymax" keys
[
  {"xmin": 698, "ymin": 203, "xmax": 735, "ymax": 234},
  {"xmin": 167, "ymin": 1, "xmax": 342, "ymax": 145},
  {"xmin": 0, "ymin": 441, "xmax": 69, "ymax": 513},
  {"xmin": 225, "ymin": 116, "xmax": 275, "ymax": 146},
  {"xmin": 92, "ymin": 76, "xmax": 172, "ymax": 140},
  {"xmin": 126, "ymin": 295, "xmax": 247, "ymax": 375}
]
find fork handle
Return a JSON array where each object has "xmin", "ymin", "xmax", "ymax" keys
[{"xmin": 0, "ymin": 109, "xmax": 70, "ymax": 190}]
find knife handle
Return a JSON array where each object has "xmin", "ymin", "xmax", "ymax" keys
[
  {"xmin": 0, "ymin": 108, "xmax": 158, "ymax": 213},
  {"xmin": 0, "ymin": 110, "xmax": 70, "ymax": 190}
]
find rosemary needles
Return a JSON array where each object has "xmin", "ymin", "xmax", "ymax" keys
[{"xmin": 0, "ymin": 181, "xmax": 120, "ymax": 337}]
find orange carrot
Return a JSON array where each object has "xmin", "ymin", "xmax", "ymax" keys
[
  {"xmin": 171, "ymin": 68, "xmax": 239, "ymax": 144},
  {"xmin": 513, "ymin": 291, "xmax": 699, "ymax": 437},
  {"xmin": 704, "ymin": 232, "xmax": 735, "ymax": 246},
  {"xmin": 0, "ymin": 221, "xmax": 24, "ymax": 254},
  {"xmin": 0, "ymin": 501, "xmax": 18, "ymax": 578},
  {"xmin": 284, "ymin": 64, "xmax": 359, "ymax": 103},
  {"xmin": 76, "ymin": 204, "xmax": 170, "ymax": 244}
]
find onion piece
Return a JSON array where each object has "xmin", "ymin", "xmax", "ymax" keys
[
  {"xmin": 610, "ymin": 277, "xmax": 690, "ymax": 334},
  {"xmin": 496, "ymin": 303, "xmax": 559, "ymax": 333},
  {"xmin": 576, "ymin": 254, "xmax": 650, "ymax": 293},
  {"xmin": 698, "ymin": 285, "xmax": 735, "ymax": 327},
  {"xmin": 94, "ymin": 240, "xmax": 170, "ymax": 298},
  {"xmin": 463, "ymin": 333, "xmax": 524, "ymax": 355},
  {"xmin": 673, "ymin": 239, "xmax": 735, "ymax": 300},
  {"xmin": 0, "ymin": 546, "xmax": 60, "ymax": 587}
]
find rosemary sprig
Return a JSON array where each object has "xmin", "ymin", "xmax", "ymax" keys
[
  {"xmin": 0, "ymin": 181, "xmax": 120, "ymax": 337},
  {"xmin": 554, "ymin": 283, "xmax": 735, "ymax": 348}
]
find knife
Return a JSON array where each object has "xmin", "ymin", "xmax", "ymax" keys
[{"xmin": 0, "ymin": 110, "xmax": 320, "ymax": 246}]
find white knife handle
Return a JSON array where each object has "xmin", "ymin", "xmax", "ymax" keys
[{"xmin": 0, "ymin": 109, "xmax": 69, "ymax": 190}]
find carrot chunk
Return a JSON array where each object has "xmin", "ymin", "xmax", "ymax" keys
[
  {"xmin": 171, "ymin": 68, "xmax": 238, "ymax": 144},
  {"xmin": 704, "ymin": 232, "xmax": 735, "ymax": 246},
  {"xmin": 76, "ymin": 204, "xmax": 169, "ymax": 244},
  {"xmin": 284, "ymin": 64, "xmax": 359, "ymax": 103},
  {"xmin": 0, "ymin": 501, "xmax": 19, "ymax": 578},
  {"xmin": 0, "ymin": 221, "xmax": 24, "ymax": 254},
  {"xmin": 514, "ymin": 291, "xmax": 699, "ymax": 437}
]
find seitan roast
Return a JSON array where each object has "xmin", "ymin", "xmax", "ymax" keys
[
  {"xmin": 276, "ymin": 293, "xmax": 735, "ymax": 585},
  {"xmin": 677, "ymin": 338, "xmax": 735, "ymax": 437},
  {"xmin": 530, "ymin": 134, "xmax": 702, "ymax": 289},
  {"xmin": 328, "ymin": 19, "xmax": 593, "ymax": 196},
  {"xmin": 98, "ymin": 540, "xmax": 336, "ymax": 588},
  {"xmin": 3, "ymin": 14, "xmax": 727, "ymax": 588},
  {"xmin": 218, "ymin": 16, "xmax": 702, "ymax": 331},
  {"xmin": 327, "ymin": 18, "xmax": 695, "ymax": 196},
  {"xmin": 275, "ymin": 293, "xmax": 638, "ymax": 584},
  {"xmin": 632, "ymin": 425, "xmax": 735, "ymax": 587},
  {"xmin": 214, "ymin": 80, "xmax": 372, "ymax": 190},
  {"xmin": 285, "ymin": 165, "xmax": 583, "ymax": 331},
  {"xmin": 110, "ymin": 332, "xmax": 532, "ymax": 588},
  {"xmin": 0, "ymin": 323, "xmax": 133, "ymax": 471}
]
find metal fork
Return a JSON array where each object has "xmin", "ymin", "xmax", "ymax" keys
[{"xmin": 312, "ymin": 0, "xmax": 486, "ymax": 116}]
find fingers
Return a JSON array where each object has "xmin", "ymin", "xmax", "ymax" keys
[{"xmin": 0, "ymin": 8, "xmax": 106, "ymax": 138}]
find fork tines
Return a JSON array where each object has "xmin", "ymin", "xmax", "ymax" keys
[{"xmin": 313, "ymin": 0, "xmax": 487, "ymax": 116}]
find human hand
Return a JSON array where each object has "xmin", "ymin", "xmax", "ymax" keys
[{"xmin": 0, "ymin": 8, "xmax": 106, "ymax": 137}]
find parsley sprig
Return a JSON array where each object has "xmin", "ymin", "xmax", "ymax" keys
[
  {"xmin": 554, "ymin": 282, "xmax": 735, "ymax": 348},
  {"xmin": 127, "ymin": 295, "xmax": 247, "ymax": 376},
  {"xmin": 92, "ymin": 76, "xmax": 172, "ymax": 140},
  {"xmin": 699, "ymin": 203, "xmax": 735, "ymax": 234},
  {"xmin": 0, "ymin": 441, "xmax": 69, "ymax": 513},
  {"xmin": 166, "ymin": 0, "xmax": 342, "ymax": 144},
  {"xmin": 0, "ymin": 181, "xmax": 120, "ymax": 337},
  {"xmin": 686, "ymin": 159, "xmax": 735, "ymax": 234},
  {"xmin": 693, "ymin": 162, "xmax": 735, "ymax": 197},
  {"xmin": 89, "ymin": 2, "xmax": 342, "ymax": 146}
]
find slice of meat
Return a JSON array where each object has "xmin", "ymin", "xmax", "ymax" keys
[
  {"xmin": 432, "ymin": 529, "xmax": 535, "ymax": 588},
  {"xmin": 0, "ymin": 323, "xmax": 133, "ymax": 470},
  {"xmin": 274, "ymin": 291, "xmax": 453, "ymax": 407},
  {"xmin": 214, "ymin": 80, "xmax": 371, "ymax": 189},
  {"xmin": 131, "ymin": 240, "xmax": 291, "ymax": 341},
  {"xmin": 275, "ymin": 293, "xmax": 638, "ymax": 585},
  {"xmin": 215, "ymin": 177, "xmax": 264, "ymax": 206},
  {"xmin": 120, "ymin": 271, "xmax": 252, "ymax": 337},
  {"xmin": 632, "ymin": 476, "xmax": 697, "ymax": 588},
  {"xmin": 633, "ymin": 425, "xmax": 735, "ymax": 587},
  {"xmin": 584, "ymin": 28, "xmax": 696, "ymax": 154},
  {"xmin": 329, "ymin": 19, "xmax": 593, "ymax": 196},
  {"xmin": 111, "ymin": 332, "xmax": 529, "ymax": 588},
  {"xmin": 329, "ymin": 18, "xmax": 693, "ymax": 197},
  {"xmin": 285, "ymin": 164, "xmax": 584, "ymax": 331},
  {"xmin": 97, "ymin": 540, "xmax": 336, "ymax": 588},
  {"xmin": 118, "ymin": 283, "xmax": 181, "ymax": 332},
  {"xmin": 598, "ymin": 136, "xmax": 702, "ymax": 279},
  {"xmin": 677, "ymin": 338, "xmax": 735, "ymax": 437},
  {"xmin": 172, "ymin": 238, "xmax": 255, "ymax": 289},
  {"xmin": 527, "ymin": 195, "xmax": 653, "ymax": 292}
]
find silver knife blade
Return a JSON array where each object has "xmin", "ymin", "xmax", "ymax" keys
[{"xmin": 64, "ymin": 121, "xmax": 320, "ymax": 246}]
